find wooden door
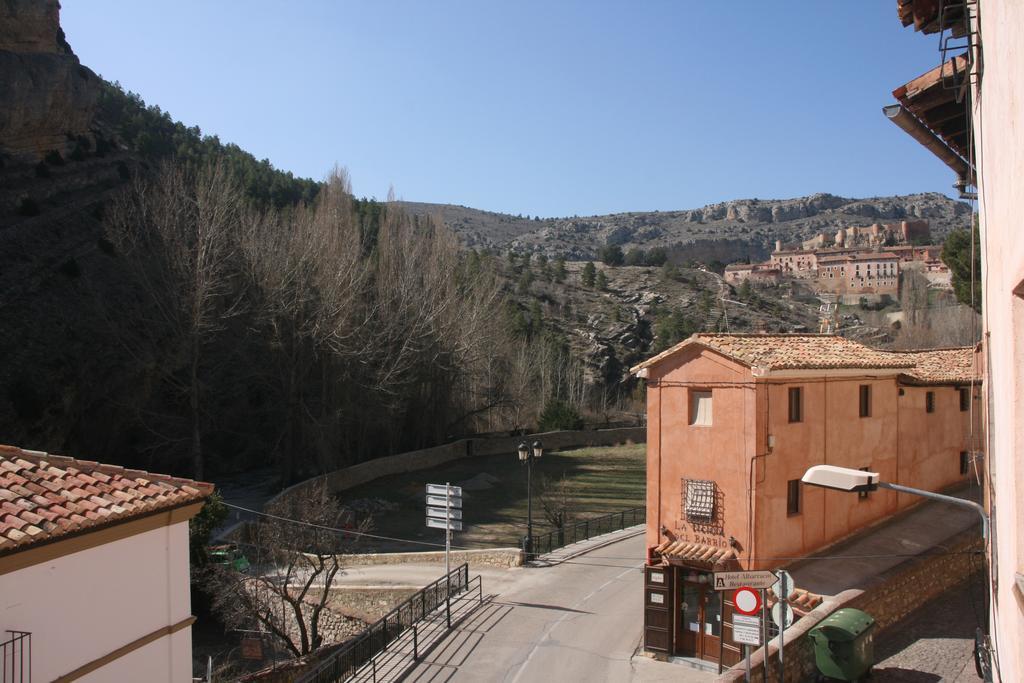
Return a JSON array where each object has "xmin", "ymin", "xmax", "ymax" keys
[
  {"xmin": 675, "ymin": 579, "xmax": 701, "ymax": 656},
  {"xmin": 699, "ymin": 586, "xmax": 722, "ymax": 663}
]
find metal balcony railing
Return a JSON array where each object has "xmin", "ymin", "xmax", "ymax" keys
[{"xmin": 1, "ymin": 630, "xmax": 31, "ymax": 683}]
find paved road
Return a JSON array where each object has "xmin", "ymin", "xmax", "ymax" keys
[{"xmin": 401, "ymin": 533, "xmax": 713, "ymax": 682}]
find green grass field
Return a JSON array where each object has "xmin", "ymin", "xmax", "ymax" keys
[{"xmin": 337, "ymin": 443, "xmax": 646, "ymax": 552}]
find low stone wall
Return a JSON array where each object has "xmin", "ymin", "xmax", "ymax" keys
[
  {"xmin": 269, "ymin": 427, "xmax": 646, "ymax": 508},
  {"xmin": 718, "ymin": 529, "xmax": 984, "ymax": 682},
  {"xmin": 336, "ymin": 547, "xmax": 524, "ymax": 569},
  {"xmin": 323, "ymin": 586, "xmax": 419, "ymax": 623}
]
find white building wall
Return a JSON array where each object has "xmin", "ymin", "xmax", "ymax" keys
[
  {"xmin": 974, "ymin": 2, "xmax": 1024, "ymax": 681},
  {"xmin": 0, "ymin": 521, "xmax": 193, "ymax": 682}
]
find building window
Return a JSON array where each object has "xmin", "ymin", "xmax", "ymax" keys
[
  {"xmin": 684, "ymin": 479, "xmax": 716, "ymax": 521},
  {"xmin": 788, "ymin": 387, "xmax": 803, "ymax": 423},
  {"xmin": 689, "ymin": 390, "xmax": 713, "ymax": 426},
  {"xmin": 959, "ymin": 388, "xmax": 970, "ymax": 412},
  {"xmin": 858, "ymin": 467, "xmax": 870, "ymax": 499},
  {"xmin": 859, "ymin": 385, "xmax": 871, "ymax": 417},
  {"xmin": 926, "ymin": 391, "xmax": 936, "ymax": 413},
  {"xmin": 960, "ymin": 451, "xmax": 970, "ymax": 475},
  {"xmin": 786, "ymin": 479, "xmax": 801, "ymax": 516}
]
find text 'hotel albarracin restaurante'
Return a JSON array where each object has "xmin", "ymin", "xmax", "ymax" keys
[{"xmin": 630, "ymin": 333, "xmax": 979, "ymax": 668}]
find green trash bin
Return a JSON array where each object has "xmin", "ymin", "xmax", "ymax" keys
[{"xmin": 808, "ymin": 608, "xmax": 877, "ymax": 681}]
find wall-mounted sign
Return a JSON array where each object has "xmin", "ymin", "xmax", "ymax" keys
[
  {"xmin": 650, "ymin": 571, "xmax": 664, "ymax": 584},
  {"xmin": 649, "ymin": 592, "xmax": 664, "ymax": 605}
]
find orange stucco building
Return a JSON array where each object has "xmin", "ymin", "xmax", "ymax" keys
[{"xmin": 631, "ymin": 334, "xmax": 979, "ymax": 667}]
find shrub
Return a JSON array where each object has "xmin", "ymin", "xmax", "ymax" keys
[
  {"xmin": 44, "ymin": 150, "xmax": 65, "ymax": 166},
  {"xmin": 538, "ymin": 399, "xmax": 584, "ymax": 431}
]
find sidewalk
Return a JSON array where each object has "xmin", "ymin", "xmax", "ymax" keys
[
  {"xmin": 530, "ymin": 524, "xmax": 645, "ymax": 566},
  {"xmin": 788, "ymin": 484, "xmax": 983, "ymax": 596}
]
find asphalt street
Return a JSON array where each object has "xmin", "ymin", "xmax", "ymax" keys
[{"xmin": 400, "ymin": 533, "xmax": 713, "ymax": 682}]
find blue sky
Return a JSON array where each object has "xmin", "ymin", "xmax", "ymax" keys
[{"xmin": 62, "ymin": 1, "xmax": 953, "ymax": 217}]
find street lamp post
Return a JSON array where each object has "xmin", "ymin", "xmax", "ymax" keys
[
  {"xmin": 800, "ymin": 464, "xmax": 989, "ymax": 538},
  {"xmin": 801, "ymin": 464, "xmax": 993, "ymax": 681},
  {"xmin": 518, "ymin": 440, "xmax": 544, "ymax": 557}
]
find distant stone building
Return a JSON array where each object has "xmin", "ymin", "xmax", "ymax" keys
[
  {"xmin": 723, "ymin": 263, "xmax": 782, "ymax": 284},
  {"xmin": 816, "ymin": 251, "xmax": 901, "ymax": 299}
]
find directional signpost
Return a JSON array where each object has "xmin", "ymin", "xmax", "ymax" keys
[{"xmin": 426, "ymin": 483, "xmax": 463, "ymax": 576}]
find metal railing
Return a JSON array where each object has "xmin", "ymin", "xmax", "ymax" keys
[
  {"xmin": 297, "ymin": 563, "xmax": 475, "ymax": 683},
  {"xmin": 1, "ymin": 630, "xmax": 31, "ymax": 683},
  {"xmin": 525, "ymin": 506, "xmax": 645, "ymax": 559}
]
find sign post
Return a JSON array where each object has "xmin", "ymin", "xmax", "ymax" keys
[
  {"xmin": 731, "ymin": 587, "xmax": 762, "ymax": 683},
  {"xmin": 772, "ymin": 570, "xmax": 793, "ymax": 682},
  {"xmin": 426, "ymin": 483, "xmax": 463, "ymax": 578},
  {"xmin": 761, "ymin": 589, "xmax": 769, "ymax": 682}
]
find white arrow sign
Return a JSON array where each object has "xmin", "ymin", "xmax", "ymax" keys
[
  {"xmin": 426, "ymin": 506, "xmax": 463, "ymax": 520},
  {"xmin": 426, "ymin": 517, "xmax": 463, "ymax": 531},
  {"xmin": 426, "ymin": 494, "xmax": 462, "ymax": 509},
  {"xmin": 426, "ymin": 484, "xmax": 462, "ymax": 497}
]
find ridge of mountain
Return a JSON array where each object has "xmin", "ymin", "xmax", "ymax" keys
[{"xmin": 400, "ymin": 192, "xmax": 972, "ymax": 261}]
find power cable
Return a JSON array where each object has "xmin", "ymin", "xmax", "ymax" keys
[{"xmin": 223, "ymin": 502, "xmax": 473, "ymax": 550}]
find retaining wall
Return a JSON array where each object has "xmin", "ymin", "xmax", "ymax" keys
[
  {"xmin": 335, "ymin": 547, "xmax": 524, "ymax": 569},
  {"xmin": 718, "ymin": 529, "xmax": 984, "ymax": 682},
  {"xmin": 269, "ymin": 427, "xmax": 646, "ymax": 507}
]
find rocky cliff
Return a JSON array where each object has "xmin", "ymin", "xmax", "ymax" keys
[
  {"xmin": 0, "ymin": 0, "xmax": 99, "ymax": 161},
  {"xmin": 401, "ymin": 192, "xmax": 973, "ymax": 262}
]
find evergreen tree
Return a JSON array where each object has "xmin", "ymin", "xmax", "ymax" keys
[
  {"xmin": 600, "ymin": 245, "xmax": 625, "ymax": 266},
  {"xmin": 596, "ymin": 270, "xmax": 609, "ymax": 291},
  {"xmin": 942, "ymin": 224, "xmax": 982, "ymax": 312},
  {"xmin": 582, "ymin": 261, "xmax": 597, "ymax": 287},
  {"xmin": 554, "ymin": 258, "xmax": 567, "ymax": 283}
]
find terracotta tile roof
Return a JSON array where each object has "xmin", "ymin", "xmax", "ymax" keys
[
  {"xmin": 818, "ymin": 252, "xmax": 900, "ymax": 263},
  {"xmin": 653, "ymin": 540, "xmax": 737, "ymax": 569},
  {"xmin": 894, "ymin": 347, "xmax": 979, "ymax": 385},
  {"xmin": 631, "ymin": 334, "xmax": 978, "ymax": 386},
  {"xmin": 0, "ymin": 445, "xmax": 213, "ymax": 555},
  {"xmin": 632, "ymin": 334, "xmax": 917, "ymax": 374},
  {"xmin": 767, "ymin": 586, "xmax": 824, "ymax": 616}
]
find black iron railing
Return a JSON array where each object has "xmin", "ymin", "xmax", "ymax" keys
[
  {"xmin": 297, "ymin": 563, "xmax": 477, "ymax": 683},
  {"xmin": 525, "ymin": 506, "xmax": 645, "ymax": 559},
  {"xmin": 1, "ymin": 630, "xmax": 31, "ymax": 683}
]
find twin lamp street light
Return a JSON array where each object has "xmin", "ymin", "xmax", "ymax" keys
[{"xmin": 518, "ymin": 440, "xmax": 544, "ymax": 555}]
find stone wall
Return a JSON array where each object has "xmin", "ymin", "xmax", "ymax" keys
[
  {"xmin": 268, "ymin": 427, "xmax": 645, "ymax": 509},
  {"xmin": 336, "ymin": 547, "xmax": 524, "ymax": 569},
  {"xmin": 718, "ymin": 529, "xmax": 984, "ymax": 682}
]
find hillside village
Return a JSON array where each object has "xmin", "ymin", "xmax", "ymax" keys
[{"xmin": 0, "ymin": 2, "xmax": 1021, "ymax": 683}]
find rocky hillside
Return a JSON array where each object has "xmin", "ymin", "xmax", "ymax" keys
[{"xmin": 401, "ymin": 192, "xmax": 973, "ymax": 262}]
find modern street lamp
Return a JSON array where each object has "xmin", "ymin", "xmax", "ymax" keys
[
  {"xmin": 519, "ymin": 440, "xmax": 544, "ymax": 556},
  {"xmin": 800, "ymin": 464, "xmax": 988, "ymax": 538}
]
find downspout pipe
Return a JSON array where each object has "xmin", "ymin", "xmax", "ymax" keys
[{"xmin": 883, "ymin": 104, "xmax": 975, "ymax": 195}]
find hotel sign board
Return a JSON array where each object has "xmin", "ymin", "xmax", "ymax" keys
[{"xmin": 713, "ymin": 570, "xmax": 779, "ymax": 590}]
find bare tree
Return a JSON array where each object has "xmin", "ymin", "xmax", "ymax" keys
[
  {"xmin": 538, "ymin": 473, "xmax": 581, "ymax": 530},
  {"xmin": 105, "ymin": 160, "xmax": 244, "ymax": 478},
  {"xmin": 207, "ymin": 482, "xmax": 368, "ymax": 658}
]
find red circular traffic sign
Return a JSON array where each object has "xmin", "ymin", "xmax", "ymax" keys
[{"xmin": 733, "ymin": 587, "xmax": 762, "ymax": 615}]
